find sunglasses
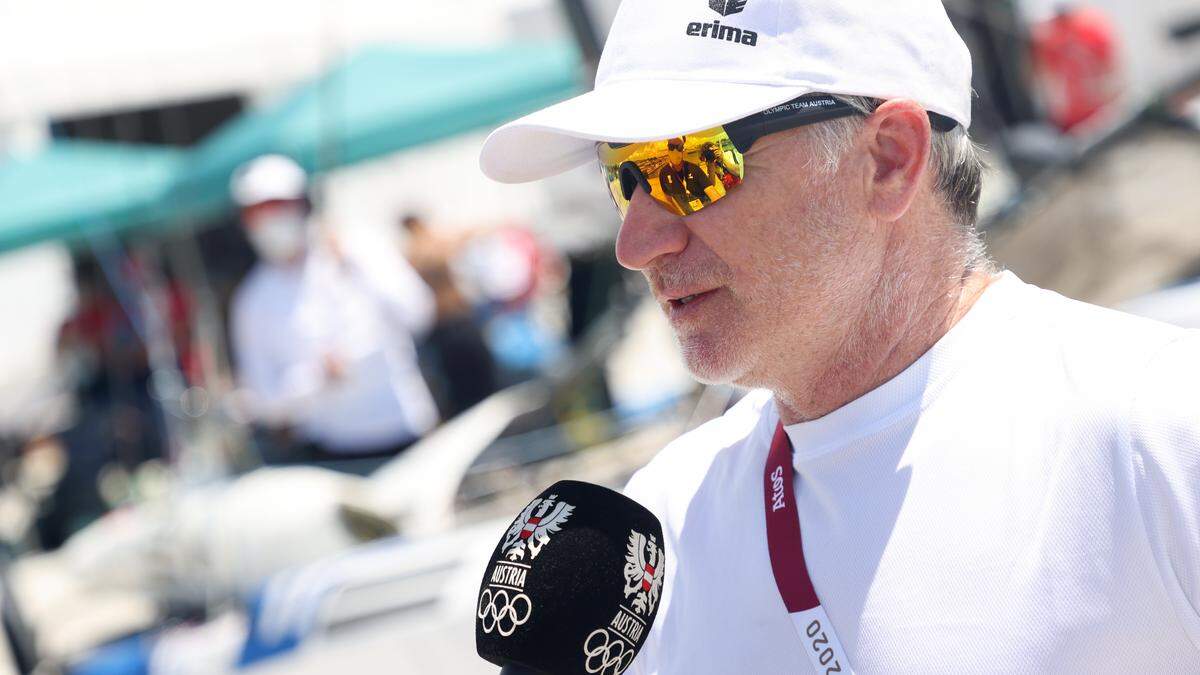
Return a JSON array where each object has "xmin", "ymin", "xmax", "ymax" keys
[{"xmin": 597, "ymin": 93, "xmax": 957, "ymax": 218}]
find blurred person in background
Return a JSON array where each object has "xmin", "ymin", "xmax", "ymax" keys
[
  {"xmin": 37, "ymin": 255, "xmax": 171, "ymax": 548},
  {"xmin": 229, "ymin": 155, "xmax": 438, "ymax": 466},
  {"xmin": 400, "ymin": 213, "xmax": 499, "ymax": 418},
  {"xmin": 455, "ymin": 223, "xmax": 569, "ymax": 385}
]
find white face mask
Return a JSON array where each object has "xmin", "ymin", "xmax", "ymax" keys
[{"xmin": 248, "ymin": 210, "xmax": 308, "ymax": 263}]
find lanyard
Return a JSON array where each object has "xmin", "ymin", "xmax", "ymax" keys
[{"xmin": 764, "ymin": 422, "xmax": 855, "ymax": 674}]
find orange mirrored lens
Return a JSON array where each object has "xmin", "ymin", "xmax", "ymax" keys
[{"xmin": 598, "ymin": 127, "xmax": 745, "ymax": 218}]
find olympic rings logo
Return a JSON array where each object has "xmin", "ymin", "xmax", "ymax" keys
[
  {"xmin": 477, "ymin": 588, "xmax": 532, "ymax": 637},
  {"xmin": 582, "ymin": 629, "xmax": 635, "ymax": 675}
]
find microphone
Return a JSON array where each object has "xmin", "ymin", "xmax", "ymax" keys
[{"xmin": 475, "ymin": 480, "xmax": 666, "ymax": 675}]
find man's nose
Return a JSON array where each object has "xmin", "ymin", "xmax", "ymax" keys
[{"xmin": 615, "ymin": 189, "xmax": 688, "ymax": 271}]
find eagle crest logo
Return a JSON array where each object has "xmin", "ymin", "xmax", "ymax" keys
[
  {"xmin": 501, "ymin": 495, "xmax": 575, "ymax": 561},
  {"xmin": 622, "ymin": 530, "xmax": 664, "ymax": 615},
  {"xmin": 709, "ymin": 0, "xmax": 748, "ymax": 16}
]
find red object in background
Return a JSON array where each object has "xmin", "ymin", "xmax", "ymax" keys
[
  {"xmin": 1030, "ymin": 7, "xmax": 1122, "ymax": 133},
  {"xmin": 164, "ymin": 279, "xmax": 202, "ymax": 385}
]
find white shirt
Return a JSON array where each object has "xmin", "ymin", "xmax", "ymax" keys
[
  {"xmin": 625, "ymin": 272, "xmax": 1200, "ymax": 674},
  {"xmin": 231, "ymin": 250, "xmax": 438, "ymax": 452}
]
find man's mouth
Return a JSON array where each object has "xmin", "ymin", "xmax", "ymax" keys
[{"xmin": 667, "ymin": 288, "xmax": 718, "ymax": 310}]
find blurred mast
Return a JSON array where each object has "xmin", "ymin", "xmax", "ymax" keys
[{"xmin": 558, "ymin": 0, "xmax": 603, "ymax": 77}]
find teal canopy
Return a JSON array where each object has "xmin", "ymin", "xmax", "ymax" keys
[
  {"xmin": 0, "ymin": 41, "xmax": 582, "ymax": 253},
  {"xmin": 0, "ymin": 141, "xmax": 182, "ymax": 252},
  {"xmin": 172, "ymin": 41, "xmax": 583, "ymax": 218}
]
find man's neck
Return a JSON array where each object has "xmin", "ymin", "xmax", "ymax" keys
[{"xmin": 772, "ymin": 263, "xmax": 997, "ymax": 426}]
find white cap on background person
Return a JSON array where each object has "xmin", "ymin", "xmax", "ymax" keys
[
  {"xmin": 230, "ymin": 154, "xmax": 309, "ymax": 207},
  {"xmin": 480, "ymin": 0, "xmax": 972, "ymax": 183}
]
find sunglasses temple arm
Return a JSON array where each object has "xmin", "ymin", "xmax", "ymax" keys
[
  {"xmin": 928, "ymin": 112, "xmax": 958, "ymax": 132},
  {"xmin": 726, "ymin": 107, "xmax": 862, "ymax": 153},
  {"xmin": 728, "ymin": 108, "xmax": 957, "ymax": 153}
]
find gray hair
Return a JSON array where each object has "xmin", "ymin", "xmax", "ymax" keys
[{"xmin": 807, "ymin": 96, "xmax": 993, "ymax": 273}]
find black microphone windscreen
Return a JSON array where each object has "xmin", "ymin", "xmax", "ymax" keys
[{"xmin": 476, "ymin": 480, "xmax": 665, "ymax": 675}]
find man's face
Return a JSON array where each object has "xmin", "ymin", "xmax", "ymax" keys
[
  {"xmin": 615, "ymin": 126, "xmax": 875, "ymax": 388},
  {"xmin": 241, "ymin": 198, "xmax": 309, "ymax": 264}
]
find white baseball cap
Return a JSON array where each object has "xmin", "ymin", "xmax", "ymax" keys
[
  {"xmin": 480, "ymin": 0, "xmax": 972, "ymax": 183},
  {"xmin": 230, "ymin": 154, "xmax": 308, "ymax": 207}
]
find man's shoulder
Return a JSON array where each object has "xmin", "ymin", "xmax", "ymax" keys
[
  {"xmin": 1002, "ymin": 278, "xmax": 1199, "ymax": 444},
  {"xmin": 1128, "ymin": 330, "xmax": 1200, "ymax": 436},
  {"xmin": 624, "ymin": 389, "xmax": 774, "ymax": 513},
  {"xmin": 1017, "ymin": 280, "xmax": 1186, "ymax": 346},
  {"xmin": 1010, "ymin": 278, "xmax": 1192, "ymax": 380}
]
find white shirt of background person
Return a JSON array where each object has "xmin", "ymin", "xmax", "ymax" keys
[{"xmin": 231, "ymin": 218, "xmax": 438, "ymax": 454}]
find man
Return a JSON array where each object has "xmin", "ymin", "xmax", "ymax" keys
[
  {"xmin": 229, "ymin": 155, "xmax": 438, "ymax": 463},
  {"xmin": 479, "ymin": 0, "xmax": 1200, "ymax": 672},
  {"xmin": 400, "ymin": 213, "xmax": 499, "ymax": 417},
  {"xmin": 699, "ymin": 141, "xmax": 740, "ymax": 192},
  {"xmin": 658, "ymin": 137, "xmax": 713, "ymax": 214}
]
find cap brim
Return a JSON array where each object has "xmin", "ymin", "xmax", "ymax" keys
[{"xmin": 480, "ymin": 79, "xmax": 817, "ymax": 183}]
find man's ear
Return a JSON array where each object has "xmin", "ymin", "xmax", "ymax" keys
[{"xmin": 861, "ymin": 99, "xmax": 932, "ymax": 223}]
